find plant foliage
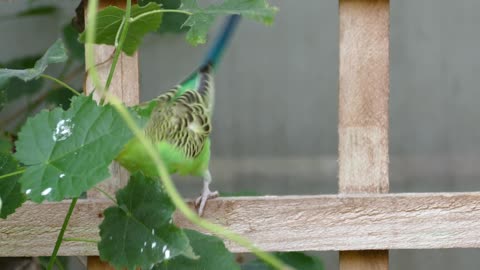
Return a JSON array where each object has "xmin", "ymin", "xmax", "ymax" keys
[
  {"xmin": 0, "ymin": 153, "xmax": 26, "ymax": 218},
  {"xmin": 0, "ymin": 1, "xmax": 323, "ymax": 269},
  {"xmin": 14, "ymin": 95, "xmax": 134, "ymax": 202},
  {"xmin": 99, "ymin": 173, "xmax": 195, "ymax": 269}
]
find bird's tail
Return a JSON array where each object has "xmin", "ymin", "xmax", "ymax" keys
[
  {"xmin": 201, "ymin": 14, "xmax": 241, "ymax": 68},
  {"xmin": 180, "ymin": 15, "xmax": 241, "ymax": 88}
]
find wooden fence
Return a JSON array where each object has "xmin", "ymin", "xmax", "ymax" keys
[{"xmin": 2, "ymin": 0, "xmax": 480, "ymax": 269}]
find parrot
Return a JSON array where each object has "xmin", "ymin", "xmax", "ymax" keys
[{"xmin": 115, "ymin": 15, "xmax": 241, "ymax": 215}]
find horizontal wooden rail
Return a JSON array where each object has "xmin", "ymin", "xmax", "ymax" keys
[{"xmin": 1, "ymin": 192, "xmax": 480, "ymax": 256}]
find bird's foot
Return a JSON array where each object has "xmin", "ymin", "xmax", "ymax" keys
[{"xmin": 194, "ymin": 187, "xmax": 219, "ymax": 216}]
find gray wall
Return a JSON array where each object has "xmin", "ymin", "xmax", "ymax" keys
[{"xmin": 2, "ymin": 0, "xmax": 480, "ymax": 269}]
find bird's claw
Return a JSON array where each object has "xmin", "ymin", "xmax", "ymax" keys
[{"xmin": 195, "ymin": 189, "xmax": 219, "ymax": 216}]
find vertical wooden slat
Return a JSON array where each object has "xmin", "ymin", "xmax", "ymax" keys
[
  {"xmin": 338, "ymin": 0, "xmax": 390, "ymax": 269},
  {"xmin": 85, "ymin": 45, "xmax": 139, "ymax": 198},
  {"xmin": 84, "ymin": 1, "xmax": 140, "ymax": 268}
]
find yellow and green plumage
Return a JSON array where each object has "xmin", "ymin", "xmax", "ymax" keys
[
  {"xmin": 116, "ymin": 66, "xmax": 214, "ymax": 178},
  {"xmin": 116, "ymin": 15, "xmax": 241, "ymax": 215}
]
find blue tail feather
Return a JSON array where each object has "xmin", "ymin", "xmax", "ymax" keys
[
  {"xmin": 201, "ymin": 14, "xmax": 241, "ymax": 68},
  {"xmin": 179, "ymin": 15, "xmax": 241, "ymax": 90}
]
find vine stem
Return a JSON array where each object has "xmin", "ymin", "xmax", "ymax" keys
[
  {"xmin": 47, "ymin": 197, "xmax": 78, "ymax": 270},
  {"xmin": 85, "ymin": 2, "xmax": 291, "ymax": 270},
  {"xmin": 129, "ymin": 9, "xmax": 192, "ymax": 23},
  {"xmin": 0, "ymin": 168, "xmax": 25, "ymax": 180},
  {"xmin": 40, "ymin": 74, "xmax": 81, "ymax": 96},
  {"xmin": 100, "ymin": 0, "xmax": 132, "ymax": 105}
]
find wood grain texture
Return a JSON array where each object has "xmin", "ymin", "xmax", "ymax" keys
[
  {"xmin": 338, "ymin": 0, "xmax": 390, "ymax": 269},
  {"xmin": 338, "ymin": 0, "xmax": 390, "ymax": 194},
  {"xmin": 2, "ymin": 192, "xmax": 480, "ymax": 256}
]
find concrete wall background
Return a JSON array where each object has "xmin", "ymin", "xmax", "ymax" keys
[{"xmin": 2, "ymin": 0, "xmax": 480, "ymax": 269}]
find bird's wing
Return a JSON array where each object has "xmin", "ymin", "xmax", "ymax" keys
[{"xmin": 144, "ymin": 88, "xmax": 211, "ymax": 159}]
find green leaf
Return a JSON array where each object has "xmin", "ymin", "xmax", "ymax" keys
[
  {"xmin": 242, "ymin": 252, "xmax": 324, "ymax": 270},
  {"xmin": 0, "ymin": 153, "xmax": 27, "ymax": 219},
  {"xmin": 16, "ymin": 6, "xmax": 58, "ymax": 17},
  {"xmin": 0, "ymin": 39, "xmax": 68, "ymax": 82},
  {"xmin": 140, "ymin": 0, "xmax": 188, "ymax": 34},
  {"xmin": 181, "ymin": 0, "xmax": 278, "ymax": 45},
  {"xmin": 63, "ymin": 24, "xmax": 85, "ymax": 61},
  {"xmin": 155, "ymin": 229, "xmax": 240, "ymax": 270},
  {"xmin": 78, "ymin": 3, "xmax": 163, "ymax": 56},
  {"xmin": 14, "ymin": 95, "xmax": 134, "ymax": 202},
  {"xmin": 98, "ymin": 173, "xmax": 195, "ymax": 270}
]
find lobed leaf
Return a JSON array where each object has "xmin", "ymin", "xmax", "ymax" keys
[
  {"xmin": 155, "ymin": 229, "xmax": 240, "ymax": 270},
  {"xmin": 14, "ymin": 95, "xmax": 134, "ymax": 202},
  {"xmin": 78, "ymin": 3, "xmax": 163, "ymax": 56},
  {"xmin": 98, "ymin": 173, "xmax": 195, "ymax": 270},
  {"xmin": 0, "ymin": 153, "xmax": 27, "ymax": 219}
]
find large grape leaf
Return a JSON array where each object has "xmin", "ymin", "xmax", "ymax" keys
[
  {"xmin": 0, "ymin": 39, "xmax": 67, "ymax": 82},
  {"xmin": 78, "ymin": 3, "xmax": 163, "ymax": 56},
  {"xmin": 155, "ymin": 229, "xmax": 240, "ymax": 270},
  {"xmin": 242, "ymin": 252, "xmax": 324, "ymax": 270},
  {"xmin": 181, "ymin": 0, "xmax": 278, "ymax": 45},
  {"xmin": 79, "ymin": 0, "xmax": 276, "ymax": 51},
  {"xmin": 0, "ymin": 153, "xmax": 27, "ymax": 218},
  {"xmin": 14, "ymin": 95, "xmax": 134, "ymax": 202},
  {"xmin": 98, "ymin": 173, "xmax": 195, "ymax": 270}
]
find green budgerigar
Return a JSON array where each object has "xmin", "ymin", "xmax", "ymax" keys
[{"xmin": 116, "ymin": 15, "xmax": 241, "ymax": 215}]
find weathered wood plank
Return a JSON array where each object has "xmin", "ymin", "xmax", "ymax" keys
[
  {"xmin": 2, "ymin": 192, "xmax": 480, "ymax": 256},
  {"xmin": 338, "ymin": 0, "xmax": 390, "ymax": 194},
  {"xmin": 338, "ymin": 0, "xmax": 390, "ymax": 268}
]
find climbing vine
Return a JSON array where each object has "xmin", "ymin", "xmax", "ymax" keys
[{"xmin": 0, "ymin": 1, "xmax": 323, "ymax": 269}]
